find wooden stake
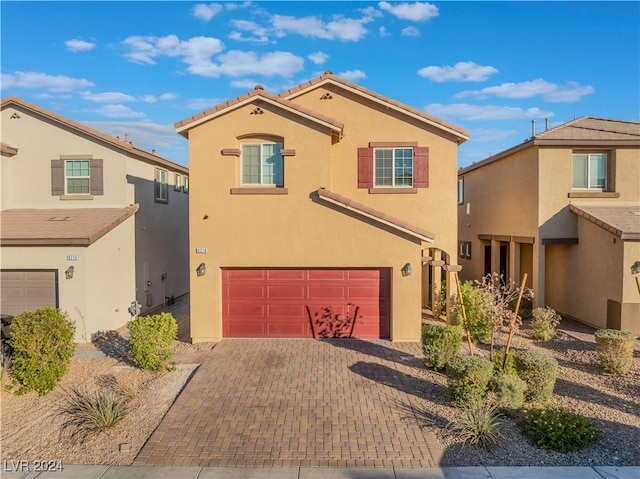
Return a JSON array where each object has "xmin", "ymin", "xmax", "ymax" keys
[
  {"xmin": 502, "ymin": 273, "xmax": 528, "ymax": 369},
  {"xmin": 454, "ymin": 272, "xmax": 475, "ymax": 356}
]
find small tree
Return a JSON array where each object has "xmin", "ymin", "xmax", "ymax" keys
[{"xmin": 128, "ymin": 313, "xmax": 178, "ymax": 371}]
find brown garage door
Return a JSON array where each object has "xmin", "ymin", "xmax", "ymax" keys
[
  {"xmin": 222, "ymin": 268, "xmax": 390, "ymax": 339},
  {"xmin": 0, "ymin": 270, "xmax": 58, "ymax": 316}
]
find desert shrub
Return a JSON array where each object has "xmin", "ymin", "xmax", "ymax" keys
[
  {"xmin": 594, "ymin": 329, "xmax": 634, "ymax": 375},
  {"xmin": 513, "ymin": 350, "xmax": 558, "ymax": 403},
  {"xmin": 449, "ymin": 402, "xmax": 503, "ymax": 449},
  {"xmin": 491, "ymin": 347, "xmax": 517, "ymax": 376},
  {"xmin": 530, "ymin": 307, "xmax": 561, "ymax": 340},
  {"xmin": 445, "ymin": 354, "xmax": 494, "ymax": 407},
  {"xmin": 422, "ymin": 324, "xmax": 462, "ymax": 370},
  {"xmin": 58, "ymin": 388, "xmax": 128, "ymax": 442},
  {"xmin": 457, "ymin": 281, "xmax": 494, "ymax": 344},
  {"xmin": 128, "ymin": 312, "xmax": 178, "ymax": 371},
  {"xmin": 520, "ymin": 404, "xmax": 598, "ymax": 453},
  {"xmin": 492, "ymin": 373, "xmax": 527, "ymax": 411},
  {"xmin": 9, "ymin": 306, "xmax": 76, "ymax": 395}
]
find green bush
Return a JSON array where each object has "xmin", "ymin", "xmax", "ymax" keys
[
  {"xmin": 520, "ymin": 404, "xmax": 598, "ymax": 452},
  {"xmin": 449, "ymin": 402, "xmax": 503, "ymax": 449},
  {"xmin": 491, "ymin": 347, "xmax": 516, "ymax": 376},
  {"xmin": 58, "ymin": 388, "xmax": 128, "ymax": 442},
  {"xmin": 457, "ymin": 281, "xmax": 494, "ymax": 344},
  {"xmin": 128, "ymin": 312, "xmax": 178, "ymax": 371},
  {"xmin": 9, "ymin": 306, "xmax": 76, "ymax": 395},
  {"xmin": 513, "ymin": 350, "xmax": 558, "ymax": 403},
  {"xmin": 422, "ymin": 324, "xmax": 462, "ymax": 370},
  {"xmin": 445, "ymin": 354, "xmax": 494, "ymax": 407},
  {"xmin": 492, "ymin": 373, "xmax": 527, "ymax": 410},
  {"xmin": 594, "ymin": 329, "xmax": 634, "ymax": 375},
  {"xmin": 530, "ymin": 307, "xmax": 561, "ymax": 340}
]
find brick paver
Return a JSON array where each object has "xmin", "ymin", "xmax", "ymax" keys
[{"xmin": 134, "ymin": 339, "xmax": 441, "ymax": 467}]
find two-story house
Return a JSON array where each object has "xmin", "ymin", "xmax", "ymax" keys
[
  {"xmin": 458, "ymin": 117, "xmax": 640, "ymax": 335},
  {"xmin": 175, "ymin": 72, "xmax": 469, "ymax": 342},
  {"xmin": 1, "ymin": 96, "xmax": 190, "ymax": 342}
]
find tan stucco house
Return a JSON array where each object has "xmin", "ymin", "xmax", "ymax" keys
[
  {"xmin": 1, "ymin": 96, "xmax": 190, "ymax": 342},
  {"xmin": 175, "ymin": 72, "xmax": 469, "ymax": 342},
  {"xmin": 458, "ymin": 117, "xmax": 640, "ymax": 335}
]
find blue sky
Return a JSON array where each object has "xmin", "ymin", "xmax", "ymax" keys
[{"xmin": 2, "ymin": 1, "xmax": 639, "ymax": 167}]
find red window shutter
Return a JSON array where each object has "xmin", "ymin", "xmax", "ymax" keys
[
  {"xmin": 90, "ymin": 159, "xmax": 104, "ymax": 195},
  {"xmin": 357, "ymin": 147, "xmax": 373, "ymax": 188},
  {"xmin": 413, "ymin": 147, "xmax": 429, "ymax": 188},
  {"xmin": 51, "ymin": 159, "xmax": 64, "ymax": 196}
]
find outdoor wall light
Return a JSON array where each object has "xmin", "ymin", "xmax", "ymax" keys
[
  {"xmin": 196, "ymin": 262, "xmax": 206, "ymax": 277},
  {"xmin": 401, "ymin": 263, "xmax": 412, "ymax": 277},
  {"xmin": 65, "ymin": 265, "xmax": 74, "ymax": 279}
]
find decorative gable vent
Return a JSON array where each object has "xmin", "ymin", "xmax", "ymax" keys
[{"xmin": 250, "ymin": 107, "xmax": 264, "ymax": 115}]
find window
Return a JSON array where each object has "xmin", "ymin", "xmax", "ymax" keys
[
  {"xmin": 174, "ymin": 173, "xmax": 182, "ymax": 191},
  {"xmin": 573, "ymin": 153, "xmax": 607, "ymax": 190},
  {"xmin": 241, "ymin": 142, "xmax": 283, "ymax": 186},
  {"xmin": 183, "ymin": 176, "xmax": 189, "ymax": 193},
  {"xmin": 458, "ymin": 178, "xmax": 464, "ymax": 204},
  {"xmin": 374, "ymin": 148, "xmax": 413, "ymax": 187},
  {"xmin": 458, "ymin": 241, "xmax": 472, "ymax": 259},
  {"xmin": 65, "ymin": 160, "xmax": 90, "ymax": 194},
  {"xmin": 155, "ymin": 168, "xmax": 168, "ymax": 202}
]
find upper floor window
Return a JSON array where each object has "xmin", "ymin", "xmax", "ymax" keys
[
  {"xmin": 374, "ymin": 148, "xmax": 413, "ymax": 187},
  {"xmin": 241, "ymin": 142, "xmax": 283, "ymax": 186},
  {"xmin": 155, "ymin": 168, "xmax": 168, "ymax": 203},
  {"xmin": 65, "ymin": 160, "xmax": 90, "ymax": 194},
  {"xmin": 183, "ymin": 176, "xmax": 189, "ymax": 193},
  {"xmin": 573, "ymin": 153, "xmax": 607, "ymax": 190},
  {"xmin": 458, "ymin": 178, "xmax": 464, "ymax": 204},
  {"xmin": 174, "ymin": 173, "xmax": 182, "ymax": 191}
]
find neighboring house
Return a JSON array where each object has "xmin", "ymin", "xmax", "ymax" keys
[
  {"xmin": 175, "ymin": 72, "xmax": 469, "ymax": 342},
  {"xmin": 1, "ymin": 96, "xmax": 189, "ymax": 342},
  {"xmin": 458, "ymin": 117, "xmax": 640, "ymax": 335}
]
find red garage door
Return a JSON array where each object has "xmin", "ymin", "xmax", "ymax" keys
[{"xmin": 222, "ymin": 268, "xmax": 390, "ymax": 339}]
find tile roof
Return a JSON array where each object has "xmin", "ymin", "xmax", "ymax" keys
[
  {"xmin": 174, "ymin": 86, "xmax": 344, "ymax": 136},
  {"xmin": 1, "ymin": 96, "xmax": 187, "ymax": 173},
  {"xmin": 316, "ymin": 187, "xmax": 435, "ymax": 243},
  {"xmin": 0, "ymin": 205, "xmax": 139, "ymax": 246},
  {"xmin": 570, "ymin": 203, "xmax": 640, "ymax": 240},
  {"xmin": 280, "ymin": 72, "xmax": 470, "ymax": 142}
]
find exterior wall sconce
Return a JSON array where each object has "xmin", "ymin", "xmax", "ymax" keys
[
  {"xmin": 196, "ymin": 263, "xmax": 206, "ymax": 277},
  {"xmin": 401, "ymin": 263, "xmax": 412, "ymax": 277},
  {"xmin": 65, "ymin": 266, "xmax": 74, "ymax": 279}
]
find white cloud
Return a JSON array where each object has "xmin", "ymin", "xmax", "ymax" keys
[
  {"xmin": 65, "ymin": 39, "xmax": 96, "ymax": 53},
  {"xmin": 186, "ymin": 97, "xmax": 223, "ymax": 110},
  {"xmin": 418, "ymin": 62, "xmax": 498, "ymax": 82},
  {"xmin": 456, "ymin": 79, "xmax": 595, "ymax": 102},
  {"xmin": 469, "ymin": 127, "xmax": 519, "ymax": 143},
  {"xmin": 82, "ymin": 91, "xmax": 137, "ymax": 103},
  {"xmin": 337, "ymin": 70, "xmax": 366, "ymax": 82},
  {"xmin": 379, "ymin": 26, "xmax": 389, "ymax": 37},
  {"xmin": 1, "ymin": 71, "xmax": 94, "ymax": 92},
  {"xmin": 229, "ymin": 19, "xmax": 270, "ymax": 43},
  {"xmin": 271, "ymin": 14, "xmax": 370, "ymax": 41},
  {"xmin": 193, "ymin": 3, "xmax": 223, "ymax": 21},
  {"xmin": 424, "ymin": 103, "xmax": 554, "ymax": 121},
  {"xmin": 188, "ymin": 50, "xmax": 304, "ymax": 78},
  {"xmin": 94, "ymin": 104, "xmax": 145, "ymax": 118},
  {"xmin": 121, "ymin": 35, "xmax": 225, "ymax": 67},
  {"xmin": 401, "ymin": 26, "xmax": 420, "ymax": 37},
  {"xmin": 378, "ymin": 1, "xmax": 439, "ymax": 21},
  {"xmin": 308, "ymin": 52, "xmax": 329, "ymax": 65}
]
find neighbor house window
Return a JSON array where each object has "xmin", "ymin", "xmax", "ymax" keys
[
  {"xmin": 241, "ymin": 142, "xmax": 283, "ymax": 186},
  {"xmin": 183, "ymin": 176, "xmax": 189, "ymax": 193},
  {"xmin": 458, "ymin": 178, "xmax": 464, "ymax": 204},
  {"xmin": 374, "ymin": 148, "xmax": 413, "ymax": 187},
  {"xmin": 572, "ymin": 153, "xmax": 607, "ymax": 190},
  {"xmin": 155, "ymin": 168, "xmax": 168, "ymax": 202},
  {"xmin": 65, "ymin": 160, "xmax": 90, "ymax": 194},
  {"xmin": 174, "ymin": 173, "xmax": 182, "ymax": 191}
]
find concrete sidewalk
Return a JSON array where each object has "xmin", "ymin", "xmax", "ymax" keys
[{"xmin": 2, "ymin": 465, "xmax": 638, "ymax": 479}]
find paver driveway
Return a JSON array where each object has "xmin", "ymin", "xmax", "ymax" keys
[{"xmin": 134, "ymin": 339, "xmax": 442, "ymax": 468}]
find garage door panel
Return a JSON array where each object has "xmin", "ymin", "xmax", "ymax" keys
[
  {"xmin": 1, "ymin": 270, "xmax": 57, "ymax": 317},
  {"xmin": 222, "ymin": 268, "xmax": 390, "ymax": 339}
]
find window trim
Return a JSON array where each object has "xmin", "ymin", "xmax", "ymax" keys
[
  {"xmin": 155, "ymin": 168, "xmax": 169, "ymax": 203},
  {"xmin": 373, "ymin": 147, "xmax": 414, "ymax": 188},
  {"xmin": 64, "ymin": 159, "xmax": 91, "ymax": 195},
  {"xmin": 240, "ymin": 142, "xmax": 284, "ymax": 187},
  {"xmin": 572, "ymin": 152, "xmax": 608, "ymax": 191}
]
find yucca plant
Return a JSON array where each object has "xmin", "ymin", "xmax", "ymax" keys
[
  {"xmin": 58, "ymin": 388, "xmax": 128, "ymax": 442},
  {"xmin": 449, "ymin": 402, "xmax": 503, "ymax": 449}
]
